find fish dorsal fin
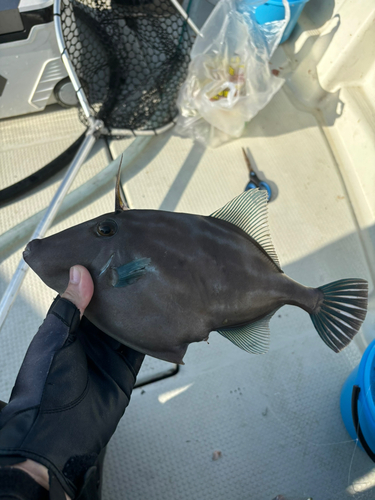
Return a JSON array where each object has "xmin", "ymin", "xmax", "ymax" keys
[
  {"xmin": 115, "ymin": 154, "xmax": 129, "ymax": 211},
  {"xmin": 216, "ymin": 310, "xmax": 277, "ymax": 355},
  {"xmin": 210, "ymin": 189, "xmax": 281, "ymax": 270}
]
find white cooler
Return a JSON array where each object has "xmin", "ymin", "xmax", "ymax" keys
[{"xmin": 0, "ymin": 0, "xmax": 74, "ymax": 119}]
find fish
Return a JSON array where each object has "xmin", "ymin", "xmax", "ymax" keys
[{"xmin": 23, "ymin": 160, "xmax": 368, "ymax": 364}]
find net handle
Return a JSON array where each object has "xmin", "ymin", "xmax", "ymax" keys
[{"xmin": 168, "ymin": 0, "xmax": 203, "ymax": 37}]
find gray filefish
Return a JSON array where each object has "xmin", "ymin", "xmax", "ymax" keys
[{"xmin": 23, "ymin": 161, "xmax": 368, "ymax": 364}]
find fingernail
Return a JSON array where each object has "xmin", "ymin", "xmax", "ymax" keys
[{"xmin": 70, "ymin": 266, "xmax": 80, "ymax": 285}]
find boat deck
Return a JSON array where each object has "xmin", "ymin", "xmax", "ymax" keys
[{"xmin": 1, "ymin": 1, "xmax": 375, "ymax": 498}]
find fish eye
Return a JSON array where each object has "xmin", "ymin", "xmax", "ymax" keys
[{"xmin": 96, "ymin": 219, "xmax": 118, "ymax": 237}]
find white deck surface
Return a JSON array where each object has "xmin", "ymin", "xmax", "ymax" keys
[{"xmin": 1, "ymin": 1, "xmax": 375, "ymax": 498}]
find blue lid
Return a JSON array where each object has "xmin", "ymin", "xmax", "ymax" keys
[
  {"xmin": 363, "ymin": 340, "xmax": 375, "ymax": 420},
  {"xmin": 263, "ymin": 0, "xmax": 309, "ymax": 5}
]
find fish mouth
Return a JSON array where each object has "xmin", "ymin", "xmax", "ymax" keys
[
  {"xmin": 23, "ymin": 246, "xmax": 31, "ymax": 261},
  {"xmin": 22, "ymin": 237, "xmax": 70, "ymax": 294},
  {"xmin": 23, "ymin": 239, "xmax": 40, "ymax": 264}
]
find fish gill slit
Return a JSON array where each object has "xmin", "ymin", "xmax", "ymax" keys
[{"xmin": 99, "ymin": 253, "xmax": 114, "ymax": 277}]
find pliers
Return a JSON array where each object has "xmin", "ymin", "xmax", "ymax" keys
[{"xmin": 242, "ymin": 148, "xmax": 272, "ymax": 202}]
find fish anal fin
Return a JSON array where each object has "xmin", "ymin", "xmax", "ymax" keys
[
  {"xmin": 217, "ymin": 310, "xmax": 277, "ymax": 354},
  {"xmin": 210, "ymin": 189, "xmax": 281, "ymax": 270}
]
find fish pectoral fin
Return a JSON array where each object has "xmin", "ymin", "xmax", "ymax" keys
[
  {"xmin": 114, "ymin": 258, "xmax": 151, "ymax": 287},
  {"xmin": 216, "ymin": 310, "xmax": 277, "ymax": 354},
  {"xmin": 210, "ymin": 189, "xmax": 281, "ymax": 270}
]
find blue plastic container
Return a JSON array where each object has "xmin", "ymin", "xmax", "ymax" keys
[
  {"xmin": 255, "ymin": 0, "xmax": 310, "ymax": 44},
  {"xmin": 340, "ymin": 339, "xmax": 375, "ymax": 460}
]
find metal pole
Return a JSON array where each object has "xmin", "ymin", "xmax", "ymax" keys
[
  {"xmin": 0, "ymin": 121, "xmax": 101, "ymax": 331},
  {"xmin": 168, "ymin": 0, "xmax": 203, "ymax": 37}
]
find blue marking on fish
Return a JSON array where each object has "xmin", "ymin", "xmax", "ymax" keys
[{"xmin": 114, "ymin": 258, "xmax": 151, "ymax": 287}]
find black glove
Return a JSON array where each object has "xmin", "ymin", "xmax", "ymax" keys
[{"xmin": 0, "ymin": 296, "xmax": 144, "ymax": 499}]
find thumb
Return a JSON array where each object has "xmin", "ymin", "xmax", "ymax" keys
[{"xmin": 61, "ymin": 265, "xmax": 94, "ymax": 318}]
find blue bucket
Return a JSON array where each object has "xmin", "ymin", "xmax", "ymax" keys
[
  {"xmin": 340, "ymin": 339, "xmax": 375, "ymax": 461},
  {"xmin": 255, "ymin": 0, "xmax": 310, "ymax": 44}
]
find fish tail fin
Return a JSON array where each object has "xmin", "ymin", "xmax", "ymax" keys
[{"xmin": 310, "ymin": 278, "xmax": 368, "ymax": 352}]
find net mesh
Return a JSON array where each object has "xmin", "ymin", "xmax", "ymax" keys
[{"xmin": 59, "ymin": 0, "xmax": 194, "ymax": 134}]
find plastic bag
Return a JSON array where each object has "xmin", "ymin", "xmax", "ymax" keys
[{"xmin": 175, "ymin": 0, "xmax": 290, "ymax": 147}]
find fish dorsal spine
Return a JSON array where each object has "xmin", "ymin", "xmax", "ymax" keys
[{"xmin": 210, "ymin": 189, "xmax": 281, "ymax": 270}]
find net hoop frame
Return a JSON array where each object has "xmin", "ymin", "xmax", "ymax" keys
[{"xmin": 53, "ymin": 0, "xmax": 186, "ymax": 137}]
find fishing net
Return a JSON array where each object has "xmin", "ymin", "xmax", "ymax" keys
[{"xmin": 58, "ymin": 0, "xmax": 194, "ymax": 134}]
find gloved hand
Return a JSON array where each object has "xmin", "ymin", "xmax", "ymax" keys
[{"xmin": 0, "ymin": 266, "xmax": 144, "ymax": 499}]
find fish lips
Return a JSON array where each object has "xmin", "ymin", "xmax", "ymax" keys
[
  {"xmin": 23, "ymin": 238, "xmax": 40, "ymax": 267},
  {"xmin": 23, "ymin": 239, "xmax": 47, "ymax": 285},
  {"xmin": 23, "ymin": 238, "xmax": 36, "ymax": 258},
  {"xmin": 23, "ymin": 239, "xmax": 69, "ymax": 294}
]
